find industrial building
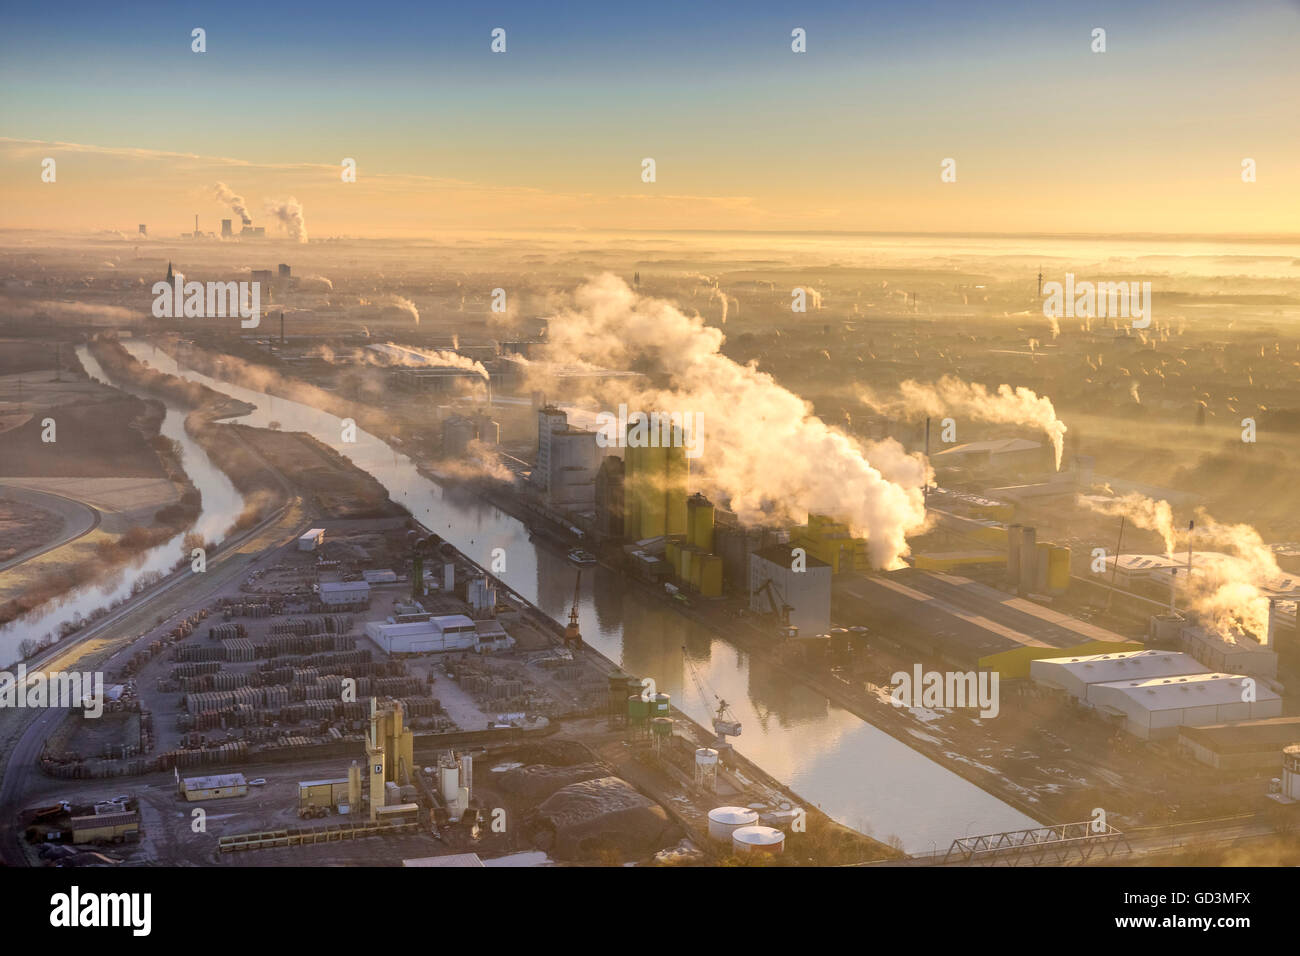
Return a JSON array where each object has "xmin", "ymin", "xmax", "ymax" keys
[
  {"xmin": 534, "ymin": 407, "xmax": 602, "ymax": 511},
  {"xmin": 839, "ymin": 568, "xmax": 1140, "ymax": 675},
  {"xmin": 594, "ymin": 457, "xmax": 625, "ymax": 539},
  {"xmin": 1177, "ymin": 716, "xmax": 1300, "ymax": 771},
  {"xmin": 1083, "ymin": 672, "xmax": 1281, "ymax": 740},
  {"xmin": 623, "ymin": 432, "xmax": 689, "ymax": 540},
  {"xmin": 663, "ymin": 494, "xmax": 724, "ymax": 597},
  {"xmin": 298, "ymin": 528, "xmax": 325, "ymax": 551},
  {"xmin": 178, "ymin": 772, "xmax": 249, "ymax": 801},
  {"xmin": 791, "ymin": 514, "xmax": 869, "ymax": 574},
  {"xmin": 930, "ymin": 437, "xmax": 1047, "ymax": 476},
  {"xmin": 364, "ymin": 613, "xmax": 482, "ymax": 654},
  {"xmin": 749, "ymin": 544, "xmax": 832, "ymax": 637},
  {"xmin": 319, "ymin": 580, "xmax": 371, "ymax": 607},
  {"xmin": 69, "ymin": 811, "xmax": 140, "ymax": 845},
  {"xmin": 1030, "ymin": 649, "xmax": 1210, "ymax": 700}
]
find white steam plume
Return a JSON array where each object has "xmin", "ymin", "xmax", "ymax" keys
[
  {"xmin": 544, "ymin": 274, "xmax": 931, "ymax": 568},
  {"xmin": 859, "ymin": 375, "xmax": 1068, "ymax": 470},
  {"xmin": 264, "ymin": 196, "xmax": 307, "ymax": 243},
  {"xmin": 1080, "ymin": 492, "xmax": 1176, "ymax": 554},
  {"xmin": 372, "ymin": 294, "xmax": 418, "ymax": 325},
  {"xmin": 212, "ymin": 182, "xmax": 251, "ymax": 224}
]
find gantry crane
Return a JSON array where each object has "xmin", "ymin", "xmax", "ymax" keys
[{"xmin": 682, "ymin": 645, "xmax": 741, "ymax": 750}]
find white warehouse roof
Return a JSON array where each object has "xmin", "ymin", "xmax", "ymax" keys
[
  {"xmin": 1093, "ymin": 672, "xmax": 1278, "ymax": 711},
  {"xmin": 1086, "ymin": 672, "xmax": 1282, "ymax": 740},
  {"xmin": 1031, "ymin": 650, "xmax": 1208, "ymax": 699}
]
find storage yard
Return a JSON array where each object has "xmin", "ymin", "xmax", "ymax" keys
[{"xmin": 12, "ymin": 516, "xmax": 889, "ymax": 866}]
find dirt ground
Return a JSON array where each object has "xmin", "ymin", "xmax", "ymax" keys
[{"xmin": 0, "ymin": 497, "xmax": 63, "ymax": 563}]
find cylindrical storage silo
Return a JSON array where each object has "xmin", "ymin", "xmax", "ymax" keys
[
  {"xmin": 708, "ymin": 805, "xmax": 759, "ymax": 842},
  {"xmin": 1048, "ymin": 546, "xmax": 1071, "ymax": 593},
  {"xmin": 1007, "ymin": 524, "xmax": 1023, "ymax": 584},
  {"xmin": 651, "ymin": 716, "xmax": 673, "ymax": 739},
  {"xmin": 1019, "ymin": 526, "xmax": 1037, "ymax": 594},
  {"xmin": 732, "ymin": 825, "xmax": 785, "ymax": 856},
  {"xmin": 440, "ymin": 765, "xmax": 459, "ymax": 804},
  {"xmin": 651, "ymin": 693, "xmax": 671, "ymax": 717},
  {"xmin": 627, "ymin": 695, "xmax": 649, "ymax": 726}
]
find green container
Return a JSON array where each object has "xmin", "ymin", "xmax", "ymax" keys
[
  {"xmin": 651, "ymin": 693, "xmax": 671, "ymax": 717},
  {"xmin": 627, "ymin": 695, "xmax": 650, "ymax": 724}
]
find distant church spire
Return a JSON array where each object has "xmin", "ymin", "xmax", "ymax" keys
[{"xmin": 166, "ymin": 260, "xmax": 174, "ymax": 282}]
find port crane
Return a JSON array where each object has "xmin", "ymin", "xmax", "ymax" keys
[
  {"xmin": 681, "ymin": 646, "xmax": 741, "ymax": 750},
  {"xmin": 563, "ymin": 569, "xmax": 582, "ymax": 650},
  {"xmin": 754, "ymin": 578, "xmax": 796, "ymax": 636}
]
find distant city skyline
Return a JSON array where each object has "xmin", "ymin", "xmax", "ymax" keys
[{"xmin": 2, "ymin": 0, "xmax": 1298, "ymax": 236}]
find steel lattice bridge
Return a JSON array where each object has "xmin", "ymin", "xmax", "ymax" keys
[{"xmin": 941, "ymin": 821, "xmax": 1133, "ymax": 866}]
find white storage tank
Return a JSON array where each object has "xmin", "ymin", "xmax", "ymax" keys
[
  {"xmin": 440, "ymin": 765, "xmax": 460, "ymax": 804},
  {"xmin": 732, "ymin": 824, "xmax": 786, "ymax": 856},
  {"xmin": 707, "ymin": 805, "xmax": 758, "ymax": 842}
]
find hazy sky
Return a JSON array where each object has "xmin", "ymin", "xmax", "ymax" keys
[{"xmin": 2, "ymin": 0, "xmax": 1297, "ymax": 237}]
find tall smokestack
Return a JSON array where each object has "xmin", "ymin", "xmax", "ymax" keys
[{"xmin": 280, "ymin": 311, "xmax": 284, "ymax": 345}]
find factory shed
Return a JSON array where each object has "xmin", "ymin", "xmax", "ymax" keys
[
  {"xmin": 1086, "ymin": 673, "xmax": 1282, "ymax": 740},
  {"xmin": 365, "ymin": 613, "xmax": 479, "ymax": 654},
  {"xmin": 319, "ymin": 581, "xmax": 371, "ymax": 607},
  {"xmin": 750, "ymin": 544, "xmax": 832, "ymax": 637},
  {"xmin": 1178, "ymin": 716, "xmax": 1300, "ymax": 771},
  {"xmin": 841, "ymin": 568, "xmax": 1137, "ymax": 673},
  {"xmin": 69, "ymin": 811, "xmax": 140, "ymax": 845},
  {"xmin": 180, "ymin": 773, "xmax": 249, "ymax": 801},
  {"xmin": 1030, "ymin": 650, "xmax": 1210, "ymax": 700},
  {"xmin": 298, "ymin": 528, "xmax": 325, "ymax": 551}
]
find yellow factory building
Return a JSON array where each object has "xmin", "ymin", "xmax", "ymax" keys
[
  {"xmin": 664, "ymin": 494, "xmax": 723, "ymax": 597},
  {"xmin": 624, "ymin": 441, "xmax": 689, "ymax": 541},
  {"xmin": 69, "ymin": 811, "xmax": 140, "ymax": 845},
  {"xmin": 792, "ymin": 514, "xmax": 870, "ymax": 574}
]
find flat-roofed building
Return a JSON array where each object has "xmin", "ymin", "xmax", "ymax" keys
[
  {"xmin": 749, "ymin": 544, "xmax": 832, "ymax": 637},
  {"xmin": 1178, "ymin": 716, "xmax": 1300, "ymax": 771},
  {"xmin": 319, "ymin": 580, "xmax": 371, "ymax": 607},
  {"xmin": 1086, "ymin": 672, "xmax": 1282, "ymax": 740},
  {"xmin": 1030, "ymin": 649, "xmax": 1210, "ymax": 700},
  {"xmin": 180, "ymin": 773, "xmax": 248, "ymax": 801},
  {"xmin": 69, "ymin": 810, "xmax": 140, "ymax": 845},
  {"xmin": 365, "ymin": 613, "xmax": 480, "ymax": 654}
]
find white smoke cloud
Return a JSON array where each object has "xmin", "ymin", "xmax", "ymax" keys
[
  {"xmin": 859, "ymin": 376, "xmax": 1069, "ymax": 470},
  {"xmin": 212, "ymin": 182, "xmax": 251, "ymax": 224},
  {"xmin": 544, "ymin": 274, "xmax": 931, "ymax": 568},
  {"xmin": 264, "ymin": 196, "xmax": 307, "ymax": 243},
  {"xmin": 370, "ymin": 294, "xmax": 418, "ymax": 325},
  {"xmin": 1080, "ymin": 492, "xmax": 1176, "ymax": 554},
  {"xmin": 296, "ymin": 274, "xmax": 333, "ymax": 292},
  {"xmin": 1081, "ymin": 492, "xmax": 1283, "ymax": 642}
]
